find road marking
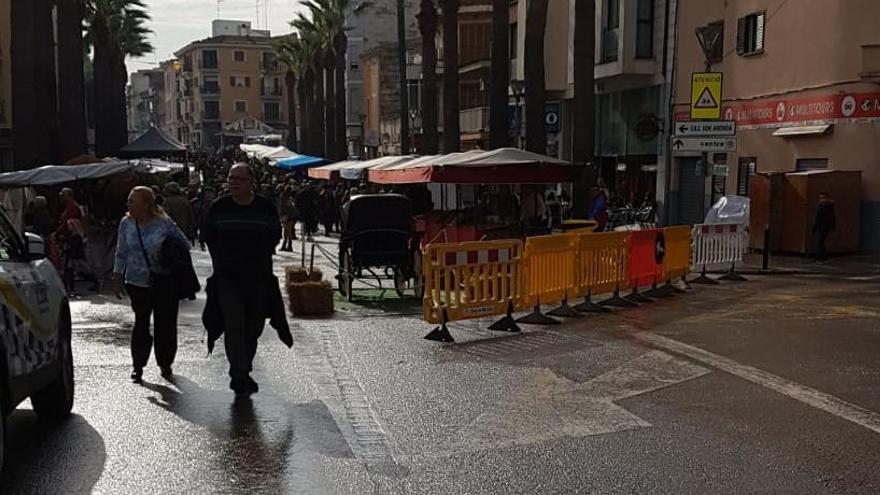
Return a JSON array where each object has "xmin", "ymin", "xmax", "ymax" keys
[
  {"xmin": 437, "ymin": 350, "xmax": 710, "ymax": 454},
  {"xmin": 633, "ymin": 332, "xmax": 880, "ymax": 435}
]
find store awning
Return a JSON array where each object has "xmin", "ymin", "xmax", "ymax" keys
[
  {"xmin": 368, "ymin": 148, "xmax": 578, "ymax": 184},
  {"xmin": 772, "ymin": 124, "xmax": 832, "ymax": 137},
  {"xmin": 272, "ymin": 153, "xmax": 327, "ymax": 170}
]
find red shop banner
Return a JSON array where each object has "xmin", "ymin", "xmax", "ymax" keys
[{"xmin": 676, "ymin": 91, "xmax": 880, "ymax": 128}]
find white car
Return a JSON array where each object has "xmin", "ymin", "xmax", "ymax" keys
[{"xmin": 0, "ymin": 211, "xmax": 73, "ymax": 474}]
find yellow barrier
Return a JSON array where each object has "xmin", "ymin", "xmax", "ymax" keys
[
  {"xmin": 662, "ymin": 226, "xmax": 692, "ymax": 281},
  {"xmin": 519, "ymin": 234, "xmax": 579, "ymax": 310},
  {"xmin": 574, "ymin": 231, "xmax": 631, "ymax": 299},
  {"xmin": 422, "ymin": 240, "xmax": 523, "ymax": 329}
]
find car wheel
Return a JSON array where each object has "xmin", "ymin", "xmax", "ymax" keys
[{"xmin": 31, "ymin": 306, "xmax": 74, "ymax": 419}]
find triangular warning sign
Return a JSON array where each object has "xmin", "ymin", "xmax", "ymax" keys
[{"xmin": 694, "ymin": 87, "xmax": 718, "ymax": 109}]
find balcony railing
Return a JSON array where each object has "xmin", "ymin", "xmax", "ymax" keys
[
  {"xmin": 200, "ymin": 61, "xmax": 218, "ymax": 70},
  {"xmin": 459, "ymin": 106, "xmax": 489, "ymax": 133},
  {"xmin": 201, "ymin": 111, "xmax": 220, "ymax": 121},
  {"xmin": 263, "ymin": 112, "xmax": 283, "ymax": 123},
  {"xmin": 260, "ymin": 87, "xmax": 282, "ymax": 98},
  {"xmin": 200, "ymin": 85, "xmax": 221, "ymax": 95},
  {"xmin": 261, "ymin": 61, "xmax": 281, "ymax": 72}
]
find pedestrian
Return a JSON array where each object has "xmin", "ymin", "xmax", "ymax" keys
[
  {"xmin": 811, "ymin": 192, "xmax": 836, "ymax": 263},
  {"xmin": 194, "ymin": 187, "xmax": 217, "ymax": 251},
  {"xmin": 202, "ymin": 163, "xmax": 288, "ymax": 396},
  {"xmin": 295, "ymin": 183, "xmax": 319, "ymax": 239},
  {"xmin": 588, "ymin": 184, "xmax": 609, "ymax": 232},
  {"xmin": 112, "ymin": 186, "xmax": 191, "ymax": 383},
  {"xmin": 26, "ymin": 196, "xmax": 53, "ymax": 239},
  {"xmin": 163, "ymin": 182, "xmax": 198, "ymax": 243},
  {"xmin": 278, "ymin": 186, "xmax": 298, "ymax": 251}
]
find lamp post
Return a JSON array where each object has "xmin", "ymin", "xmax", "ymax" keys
[
  {"xmin": 409, "ymin": 107, "xmax": 421, "ymax": 154},
  {"xmin": 509, "ymin": 79, "xmax": 526, "ymax": 149}
]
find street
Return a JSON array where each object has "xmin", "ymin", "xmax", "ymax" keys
[{"xmin": 1, "ymin": 240, "xmax": 879, "ymax": 494}]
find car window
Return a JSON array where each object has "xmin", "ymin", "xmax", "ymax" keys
[{"xmin": 0, "ymin": 213, "xmax": 25, "ymax": 262}]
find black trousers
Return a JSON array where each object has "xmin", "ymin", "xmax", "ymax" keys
[
  {"xmin": 215, "ymin": 276, "xmax": 270, "ymax": 379},
  {"xmin": 127, "ymin": 273, "xmax": 180, "ymax": 370},
  {"xmin": 814, "ymin": 230, "xmax": 829, "ymax": 260}
]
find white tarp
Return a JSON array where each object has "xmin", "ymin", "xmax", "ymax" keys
[
  {"xmin": 0, "ymin": 159, "xmax": 184, "ymax": 187},
  {"xmin": 704, "ymin": 195, "xmax": 751, "ymax": 225},
  {"xmin": 239, "ymin": 144, "xmax": 297, "ymax": 162}
]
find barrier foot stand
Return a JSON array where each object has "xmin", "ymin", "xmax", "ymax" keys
[
  {"xmin": 424, "ymin": 310, "xmax": 455, "ymax": 343},
  {"xmin": 548, "ymin": 293, "xmax": 583, "ymax": 318},
  {"xmin": 488, "ymin": 302, "xmax": 522, "ymax": 333},
  {"xmin": 718, "ymin": 262, "xmax": 748, "ymax": 282},
  {"xmin": 625, "ymin": 286, "xmax": 654, "ymax": 304},
  {"xmin": 516, "ymin": 300, "xmax": 561, "ymax": 325},
  {"xmin": 689, "ymin": 266, "xmax": 719, "ymax": 285},
  {"xmin": 600, "ymin": 289, "xmax": 639, "ymax": 308},
  {"xmin": 574, "ymin": 291, "xmax": 610, "ymax": 314},
  {"xmin": 643, "ymin": 281, "xmax": 675, "ymax": 298},
  {"xmin": 669, "ymin": 278, "xmax": 688, "ymax": 293}
]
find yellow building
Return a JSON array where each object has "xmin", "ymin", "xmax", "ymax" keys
[{"xmin": 171, "ymin": 22, "xmax": 290, "ymax": 150}]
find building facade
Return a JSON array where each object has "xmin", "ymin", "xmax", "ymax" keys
[
  {"xmin": 169, "ymin": 20, "xmax": 290, "ymax": 150},
  {"xmin": 670, "ymin": 0, "xmax": 880, "ymax": 250},
  {"xmin": 0, "ymin": 0, "xmax": 11, "ymax": 170},
  {"xmin": 362, "ymin": 42, "xmax": 422, "ymax": 157},
  {"xmin": 127, "ymin": 68, "xmax": 165, "ymax": 141}
]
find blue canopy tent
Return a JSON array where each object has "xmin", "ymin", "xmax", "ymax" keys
[{"xmin": 272, "ymin": 153, "xmax": 326, "ymax": 170}]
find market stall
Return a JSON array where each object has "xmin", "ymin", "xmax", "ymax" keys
[
  {"xmin": 119, "ymin": 126, "xmax": 188, "ymax": 159},
  {"xmin": 309, "ymin": 155, "xmax": 418, "ymax": 182}
]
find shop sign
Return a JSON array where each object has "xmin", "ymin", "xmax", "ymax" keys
[
  {"xmin": 545, "ymin": 102, "xmax": 561, "ymax": 134},
  {"xmin": 676, "ymin": 91, "xmax": 880, "ymax": 128}
]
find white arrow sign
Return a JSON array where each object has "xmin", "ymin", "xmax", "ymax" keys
[
  {"xmin": 672, "ymin": 136, "xmax": 737, "ymax": 152},
  {"xmin": 675, "ymin": 120, "xmax": 736, "ymax": 136}
]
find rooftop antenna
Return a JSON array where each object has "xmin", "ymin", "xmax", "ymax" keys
[
  {"xmin": 216, "ymin": 0, "xmax": 222, "ymax": 19},
  {"xmin": 255, "ymin": 0, "xmax": 260, "ymax": 28}
]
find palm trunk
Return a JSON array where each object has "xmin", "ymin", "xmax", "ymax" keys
[
  {"xmin": 302, "ymin": 68, "xmax": 315, "ymax": 155},
  {"xmin": 418, "ymin": 0, "xmax": 439, "ymax": 154},
  {"xmin": 334, "ymin": 32, "xmax": 348, "ymax": 161},
  {"xmin": 524, "ymin": 0, "xmax": 548, "ymax": 154},
  {"xmin": 56, "ymin": 0, "xmax": 87, "ymax": 161},
  {"xmin": 572, "ymin": 0, "xmax": 596, "ymax": 217},
  {"xmin": 441, "ymin": 0, "xmax": 460, "ymax": 153},
  {"xmin": 489, "ymin": 0, "xmax": 509, "ymax": 149},
  {"xmin": 285, "ymin": 70, "xmax": 298, "ymax": 151},
  {"xmin": 397, "ymin": 0, "xmax": 410, "ymax": 154},
  {"xmin": 114, "ymin": 55, "xmax": 130, "ymax": 151},
  {"xmin": 314, "ymin": 63, "xmax": 326, "ymax": 157},
  {"xmin": 92, "ymin": 17, "xmax": 115, "ymax": 157},
  {"xmin": 324, "ymin": 57, "xmax": 336, "ymax": 161}
]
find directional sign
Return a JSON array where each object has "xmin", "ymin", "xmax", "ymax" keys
[
  {"xmin": 674, "ymin": 120, "xmax": 736, "ymax": 137},
  {"xmin": 691, "ymin": 72, "xmax": 723, "ymax": 120},
  {"xmin": 671, "ymin": 136, "xmax": 736, "ymax": 153}
]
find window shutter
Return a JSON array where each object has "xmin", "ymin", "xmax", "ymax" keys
[
  {"xmin": 755, "ymin": 12, "xmax": 765, "ymax": 52},
  {"xmin": 245, "ymin": 77, "xmax": 251, "ymax": 87},
  {"xmin": 229, "ymin": 76, "xmax": 235, "ymax": 86},
  {"xmin": 736, "ymin": 17, "xmax": 746, "ymax": 55}
]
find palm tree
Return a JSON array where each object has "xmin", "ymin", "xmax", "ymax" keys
[
  {"xmin": 417, "ymin": 0, "xmax": 439, "ymax": 154},
  {"xmin": 523, "ymin": 0, "xmax": 548, "ymax": 154},
  {"xmin": 441, "ymin": 0, "xmax": 460, "ymax": 152},
  {"xmin": 57, "ymin": 0, "xmax": 88, "ymax": 161},
  {"xmin": 489, "ymin": 0, "xmax": 509, "ymax": 149},
  {"xmin": 85, "ymin": 0, "xmax": 154, "ymax": 157},
  {"xmin": 275, "ymin": 35, "xmax": 303, "ymax": 151},
  {"xmin": 572, "ymin": 0, "xmax": 596, "ymax": 217},
  {"xmin": 292, "ymin": 16, "xmax": 326, "ymax": 157}
]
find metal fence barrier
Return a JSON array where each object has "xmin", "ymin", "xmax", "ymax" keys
[{"xmin": 691, "ymin": 223, "xmax": 749, "ymax": 284}]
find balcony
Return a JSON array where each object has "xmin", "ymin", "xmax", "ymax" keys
[
  {"xmin": 459, "ymin": 106, "xmax": 489, "ymax": 133},
  {"xmin": 201, "ymin": 111, "xmax": 220, "ymax": 122},
  {"xmin": 200, "ymin": 61, "xmax": 218, "ymax": 71},
  {"xmin": 200, "ymin": 85, "xmax": 221, "ymax": 95},
  {"xmin": 261, "ymin": 61, "xmax": 281, "ymax": 73},
  {"xmin": 260, "ymin": 87, "xmax": 282, "ymax": 99}
]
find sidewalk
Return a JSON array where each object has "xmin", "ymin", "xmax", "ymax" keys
[{"xmin": 733, "ymin": 252, "xmax": 880, "ymax": 276}]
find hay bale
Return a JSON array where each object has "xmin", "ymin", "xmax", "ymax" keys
[
  {"xmin": 285, "ymin": 265, "xmax": 310, "ymax": 285},
  {"xmin": 308, "ymin": 268, "xmax": 324, "ymax": 282},
  {"xmin": 287, "ymin": 280, "xmax": 334, "ymax": 317}
]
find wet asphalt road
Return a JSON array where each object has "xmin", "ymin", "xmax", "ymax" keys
[{"xmin": 2, "ymin": 241, "xmax": 880, "ymax": 494}]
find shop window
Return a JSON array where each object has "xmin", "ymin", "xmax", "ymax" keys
[
  {"xmin": 737, "ymin": 12, "xmax": 765, "ymax": 56},
  {"xmin": 737, "ymin": 157, "xmax": 756, "ymax": 195}
]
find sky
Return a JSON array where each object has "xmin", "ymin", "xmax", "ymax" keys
[{"xmin": 129, "ymin": 0, "xmax": 307, "ymax": 68}]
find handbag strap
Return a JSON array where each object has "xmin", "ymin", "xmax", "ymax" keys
[{"xmin": 134, "ymin": 221, "xmax": 152, "ymax": 272}]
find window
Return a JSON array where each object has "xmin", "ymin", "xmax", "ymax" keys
[
  {"xmin": 602, "ymin": 0, "xmax": 620, "ymax": 62},
  {"xmin": 230, "ymin": 76, "xmax": 249, "ymax": 88},
  {"xmin": 245, "ymin": 76, "xmax": 251, "ymax": 88},
  {"xmin": 796, "ymin": 158, "xmax": 829, "ymax": 171},
  {"xmin": 234, "ymin": 50, "xmax": 245, "ymax": 62},
  {"xmin": 264, "ymin": 102, "xmax": 280, "ymax": 122},
  {"xmin": 203, "ymin": 100, "xmax": 220, "ymax": 120},
  {"xmin": 234, "ymin": 100, "xmax": 247, "ymax": 113},
  {"xmin": 262, "ymin": 52, "xmax": 278, "ymax": 71},
  {"xmin": 737, "ymin": 157, "xmax": 757, "ymax": 195},
  {"xmin": 203, "ymin": 76, "xmax": 219, "ymax": 94},
  {"xmin": 737, "ymin": 12, "xmax": 765, "ymax": 56},
  {"xmin": 635, "ymin": 0, "xmax": 654, "ymax": 59},
  {"xmin": 201, "ymin": 50, "xmax": 218, "ymax": 69}
]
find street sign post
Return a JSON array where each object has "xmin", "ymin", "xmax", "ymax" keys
[
  {"xmin": 674, "ymin": 120, "xmax": 736, "ymax": 136},
  {"xmin": 691, "ymin": 72, "xmax": 723, "ymax": 120},
  {"xmin": 671, "ymin": 136, "xmax": 737, "ymax": 153}
]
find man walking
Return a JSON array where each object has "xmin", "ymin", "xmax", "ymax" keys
[
  {"xmin": 811, "ymin": 192, "xmax": 836, "ymax": 263},
  {"xmin": 203, "ymin": 163, "xmax": 282, "ymax": 396}
]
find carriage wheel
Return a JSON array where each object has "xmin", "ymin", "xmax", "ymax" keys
[
  {"xmin": 412, "ymin": 251, "xmax": 424, "ymax": 299},
  {"xmin": 393, "ymin": 266, "xmax": 408, "ymax": 298},
  {"xmin": 338, "ymin": 249, "xmax": 354, "ymax": 301}
]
